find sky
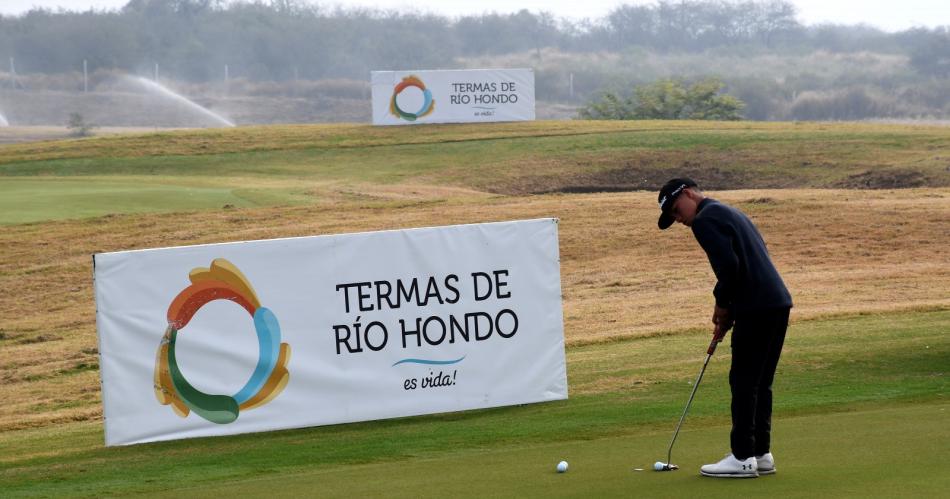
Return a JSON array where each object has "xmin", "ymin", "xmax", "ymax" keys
[{"xmin": 0, "ymin": 0, "xmax": 947, "ymax": 32}]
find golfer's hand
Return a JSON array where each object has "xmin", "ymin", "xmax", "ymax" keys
[{"xmin": 712, "ymin": 305, "xmax": 733, "ymax": 341}]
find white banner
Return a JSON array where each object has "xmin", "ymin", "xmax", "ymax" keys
[
  {"xmin": 371, "ymin": 68, "xmax": 535, "ymax": 125},
  {"xmin": 93, "ymin": 219, "xmax": 566, "ymax": 446}
]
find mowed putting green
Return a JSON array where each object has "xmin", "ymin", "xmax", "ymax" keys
[{"xmin": 150, "ymin": 403, "xmax": 949, "ymax": 498}]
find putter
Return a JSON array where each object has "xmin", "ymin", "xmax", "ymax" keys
[{"xmin": 655, "ymin": 328, "xmax": 727, "ymax": 472}]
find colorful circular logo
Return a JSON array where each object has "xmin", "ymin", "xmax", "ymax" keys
[
  {"xmin": 390, "ymin": 75, "xmax": 435, "ymax": 121},
  {"xmin": 153, "ymin": 258, "xmax": 290, "ymax": 424}
]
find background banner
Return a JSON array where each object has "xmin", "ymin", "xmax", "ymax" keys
[
  {"xmin": 93, "ymin": 219, "xmax": 566, "ymax": 446},
  {"xmin": 371, "ymin": 68, "xmax": 535, "ymax": 125}
]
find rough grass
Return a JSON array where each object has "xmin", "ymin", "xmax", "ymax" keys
[
  {"xmin": 0, "ymin": 188, "xmax": 947, "ymax": 431},
  {"xmin": 0, "ymin": 121, "xmax": 675, "ymax": 163}
]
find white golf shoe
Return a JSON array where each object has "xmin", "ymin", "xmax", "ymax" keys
[
  {"xmin": 700, "ymin": 453, "xmax": 759, "ymax": 478},
  {"xmin": 756, "ymin": 452, "xmax": 775, "ymax": 475}
]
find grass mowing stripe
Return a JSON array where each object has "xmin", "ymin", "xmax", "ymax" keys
[{"xmin": 0, "ymin": 309, "xmax": 945, "ymax": 496}]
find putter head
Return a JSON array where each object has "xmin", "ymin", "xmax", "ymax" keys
[
  {"xmin": 654, "ymin": 462, "xmax": 679, "ymax": 471},
  {"xmin": 665, "ymin": 463, "xmax": 679, "ymax": 471}
]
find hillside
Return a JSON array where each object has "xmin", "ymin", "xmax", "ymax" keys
[{"xmin": 1, "ymin": 120, "xmax": 948, "ymax": 225}]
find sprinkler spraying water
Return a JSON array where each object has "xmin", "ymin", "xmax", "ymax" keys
[
  {"xmin": 124, "ymin": 75, "xmax": 235, "ymax": 127},
  {"xmin": 0, "ymin": 111, "xmax": 9, "ymax": 127}
]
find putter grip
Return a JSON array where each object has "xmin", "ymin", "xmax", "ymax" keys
[{"xmin": 707, "ymin": 332, "xmax": 725, "ymax": 355}]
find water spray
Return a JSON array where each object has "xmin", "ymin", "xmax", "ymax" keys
[{"xmin": 125, "ymin": 75, "xmax": 235, "ymax": 127}]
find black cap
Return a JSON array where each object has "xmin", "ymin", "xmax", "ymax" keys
[{"xmin": 657, "ymin": 178, "xmax": 698, "ymax": 229}]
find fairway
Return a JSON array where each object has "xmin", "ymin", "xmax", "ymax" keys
[
  {"xmin": 0, "ymin": 177, "xmax": 261, "ymax": 224},
  {"xmin": 0, "ymin": 121, "xmax": 947, "ymax": 497},
  {"xmin": 2, "ymin": 121, "xmax": 948, "ymax": 225}
]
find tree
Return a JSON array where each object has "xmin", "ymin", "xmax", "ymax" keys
[
  {"xmin": 605, "ymin": 4, "xmax": 655, "ymax": 49},
  {"xmin": 909, "ymin": 28, "xmax": 950, "ymax": 78},
  {"xmin": 755, "ymin": 0, "xmax": 800, "ymax": 47}
]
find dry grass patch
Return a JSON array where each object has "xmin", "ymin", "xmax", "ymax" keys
[{"xmin": 0, "ymin": 188, "xmax": 947, "ymax": 430}]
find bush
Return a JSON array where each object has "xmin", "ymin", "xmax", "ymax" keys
[
  {"xmin": 66, "ymin": 112, "xmax": 95, "ymax": 137},
  {"xmin": 579, "ymin": 77, "xmax": 745, "ymax": 120},
  {"xmin": 577, "ymin": 91, "xmax": 633, "ymax": 119}
]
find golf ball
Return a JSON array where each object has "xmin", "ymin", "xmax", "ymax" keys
[
  {"xmin": 654, "ymin": 461, "xmax": 664, "ymax": 471},
  {"xmin": 557, "ymin": 461, "xmax": 568, "ymax": 473}
]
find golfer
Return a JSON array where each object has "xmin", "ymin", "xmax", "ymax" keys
[{"xmin": 657, "ymin": 178, "xmax": 792, "ymax": 478}]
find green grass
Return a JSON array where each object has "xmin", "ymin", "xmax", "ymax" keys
[
  {"xmin": 152, "ymin": 403, "xmax": 950, "ymax": 498},
  {"xmin": 0, "ymin": 177, "xmax": 321, "ymax": 224},
  {"xmin": 0, "ymin": 178, "xmax": 250, "ymax": 224},
  {"xmin": 1, "ymin": 309, "xmax": 946, "ymax": 497},
  {"xmin": 2, "ymin": 121, "xmax": 948, "ymax": 224}
]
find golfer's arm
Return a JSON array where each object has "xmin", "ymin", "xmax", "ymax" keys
[{"xmin": 692, "ymin": 219, "xmax": 739, "ymax": 309}]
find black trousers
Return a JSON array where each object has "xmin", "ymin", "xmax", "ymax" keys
[{"xmin": 729, "ymin": 307, "xmax": 790, "ymax": 460}]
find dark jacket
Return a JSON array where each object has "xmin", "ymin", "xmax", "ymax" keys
[{"xmin": 691, "ymin": 198, "xmax": 792, "ymax": 313}]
